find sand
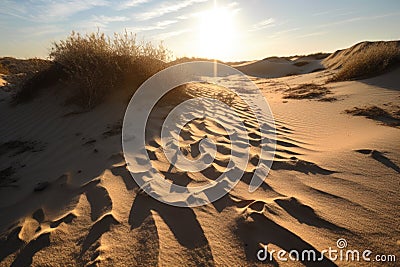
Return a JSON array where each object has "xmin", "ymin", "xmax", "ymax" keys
[
  {"xmin": 234, "ymin": 55, "xmax": 324, "ymax": 78},
  {"xmin": 0, "ymin": 75, "xmax": 6, "ymax": 87},
  {"xmin": 0, "ymin": 48, "xmax": 399, "ymax": 266}
]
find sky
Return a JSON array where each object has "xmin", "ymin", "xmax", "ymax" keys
[{"xmin": 0, "ymin": 0, "xmax": 400, "ymax": 61}]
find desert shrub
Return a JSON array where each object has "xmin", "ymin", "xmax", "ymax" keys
[
  {"xmin": 0, "ymin": 57, "xmax": 50, "ymax": 75},
  {"xmin": 0, "ymin": 62, "xmax": 10, "ymax": 75},
  {"xmin": 283, "ymin": 83, "xmax": 332, "ymax": 100},
  {"xmin": 283, "ymin": 52, "xmax": 330, "ymax": 61},
  {"xmin": 13, "ymin": 62, "xmax": 68, "ymax": 103},
  {"xmin": 331, "ymin": 42, "xmax": 400, "ymax": 81},
  {"xmin": 2, "ymin": 58, "xmax": 52, "ymax": 98},
  {"xmin": 345, "ymin": 106, "xmax": 400, "ymax": 127},
  {"xmin": 309, "ymin": 52, "xmax": 331, "ymax": 60},
  {"xmin": 293, "ymin": 61, "xmax": 309, "ymax": 67},
  {"xmin": 48, "ymin": 30, "xmax": 169, "ymax": 108}
]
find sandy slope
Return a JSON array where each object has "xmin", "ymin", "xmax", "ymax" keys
[
  {"xmin": 234, "ymin": 56, "xmax": 324, "ymax": 78},
  {"xmin": 0, "ymin": 75, "xmax": 6, "ymax": 87},
  {"xmin": 322, "ymin": 40, "xmax": 400, "ymax": 69},
  {"xmin": 0, "ymin": 62, "xmax": 399, "ymax": 267}
]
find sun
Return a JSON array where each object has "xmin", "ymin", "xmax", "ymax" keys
[{"xmin": 197, "ymin": 6, "xmax": 237, "ymax": 60}]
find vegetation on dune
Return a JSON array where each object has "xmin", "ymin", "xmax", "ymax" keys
[
  {"xmin": 330, "ymin": 42, "xmax": 400, "ymax": 81},
  {"xmin": 0, "ymin": 63, "xmax": 10, "ymax": 75},
  {"xmin": 283, "ymin": 83, "xmax": 336, "ymax": 101},
  {"xmin": 293, "ymin": 61, "xmax": 310, "ymax": 67},
  {"xmin": 14, "ymin": 31, "xmax": 170, "ymax": 108},
  {"xmin": 0, "ymin": 57, "xmax": 50, "ymax": 75},
  {"xmin": 1, "ymin": 57, "xmax": 51, "ymax": 94},
  {"xmin": 305, "ymin": 52, "xmax": 331, "ymax": 60},
  {"xmin": 12, "ymin": 62, "xmax": 68, "ymax": 103},
  {"xmin": 283, "ymin": 52, "xmax": 330, "ymax": 61},
  {"xmin": 345, "ymin": 105, "xmax": 400, "ymax": 127}
]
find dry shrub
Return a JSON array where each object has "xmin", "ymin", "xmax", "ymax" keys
[
  {"xmin": 283, "ymin": 83, "xmax": 332, "ymax": 100},
  {"xmin": 345, "ymin": 106, "xmax": 400, "ymax": 127},
  {"xmin": 331, "ymin": 42, "xmax": 400, "ymax": 81},
  {"xmin": 13, "ymin": 62, "xmax": 68, "ymax": 103},
  {"xmin": 0, "ymin": 57, "xmax": 50, "ymax": 75},
  {"xmin": 293, "ymin": 61, "xmax": 310, "ymax": 67},
  {"xmin": 49, "ymin": 30, "xmax": 170, "ymax": 108},
  {"xmin": 5, "ymin": 58, "xmax": 55, "ymax": 106},
  {"xmin": 0, "ymin": 63, "xmax": 10, "ymax": 75}
]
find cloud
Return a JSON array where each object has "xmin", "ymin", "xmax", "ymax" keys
[
  {"xmin": 177, "ymin": 15, "xmax": 189, "ymax": 20},
  {"xmin": 267, "ymin": 27, "xmax": 300, "ymax": 39},
  {"xmin": 250, "ymin": 18, "xmax": 275, "ymax": 31},
  {"xmin": 152, "ymin": 29, "xmax": 191, "ymax": 40},
  {"xmin": 78, "ymin": 15, "xmax": 131, "ymax": 29},
  {"xmin": 228, "ymin": 2, "xmax": 239, "ymax": 8},
  {"xmin": 313, "ymin": 9, "xmax": 357, "ymax": 19},
  {"xmin": 134, "ymin": 0, "xmax": 207, "ymax": 21},
  {"xmin": 93, "ymin": 15, "xmax": 130, "ymax": 23},
  {"xmin": 127, "ymin": 20, "xmax": 178, "ymax": 32},
  {"xmin": 0, "ymin": 0, "xmax": 29, "ymax": 20},
  {"xmin": 35, "ymin": 0, "xmax": 110, "ymax": 22},
  {"xmin": 296, "ymin": 31, "xmax": 327, "ymax": 39},
  {"xmin": 115, "ymin": 0, "xmax": 151, "ymax": 10},
  {"xmin": 0, "ymin": 0, "xmax": 110, "ymax": 22},
  {"xmin": 19, "ymin": 24, "xmax": 65, "ymax": 37},
  {"xmin": 316, "ymin": 11, "xmax": 400, "ymax": 29},
  {"xmin": 312, "ymin": 8, "xmax": 347, "ymax": 17}
]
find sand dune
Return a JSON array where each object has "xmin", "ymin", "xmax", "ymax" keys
[
  {"xmin": 234, "ymin": 55, "xmax": 325, "ymax": 78},
  {"xmin": 323, "ymin": 40, "xmax": 400, "ymax": 69},
  {"xmin": 1, "ymin": 44, "xmax": 400, "ymax": 266}
]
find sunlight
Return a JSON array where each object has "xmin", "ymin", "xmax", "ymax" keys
[{"xmin": 197, "ymin": 6, "xmax": 237, "ymax": 60}]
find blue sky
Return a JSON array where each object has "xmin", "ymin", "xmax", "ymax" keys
[{"xmin": 1, "ymin": 0, "xmax": 399, "ymax": 61}]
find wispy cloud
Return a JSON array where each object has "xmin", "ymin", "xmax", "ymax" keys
[
  {"xmin": 127, "ymin": 20, "xmax": 178, "ymax": 32},
  {"xmin": 135, "ymin": 0, "xmax": 207, "ymax": 21},
  {"xmin": 33, "ymin": 0, "xmax": 110, "ymax": 22},
  {"xmin": 250, "ymin": 18, "xmax": 275, "ymax": 31},
  {"xmin": 95, "ymin": 15, "xmax": 130, "ymax": 23},
  {"xmin": 333, "ymin": 11, "xmax": 357, "ymax": 17},
  {"xmin": 0, "ymin": 0, "xmax": 110, "ymax": 22},
  {"xmin": 152, "ymin": 29, "xmax": 191, "ymax": 40},
  {"xmin": 19, "ymin": 24, "xmax": 65, "ymax": 37},
  {"xmin": 79, "ymin": 15, "xmax": 131, "ymax": 28},
  {"xmin": 316, "ymin": 12, "xmax": 400, "ymax": 29},
  {"xmin": 228, "ymin": 2, "xmax": 239, "ymax": 8},
  {"xmin": 115, "ymin": 0, "xmax": 151, "ymax": 10},
  {"xmin": 0, "ymin": 0, "xmax": 29, "ymax": 20},
  {"xmin": 268, "ymin": 27, "xmax": 300, "ymax": 39},
  {"xmin": 296, "ymin": 31, "xmax": 327, "ymax": 39},
  {"xmin": 172, "ymin": 3, "xmax": 240, "ymax": 23},
  {"xmin": 312, "ymin": 8, "xmax": 346, "ymax": 17}
]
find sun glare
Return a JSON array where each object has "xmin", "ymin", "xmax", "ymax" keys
[{"xmin": 198, "ymin": 6, "xmax": 237, "ymax": 60}]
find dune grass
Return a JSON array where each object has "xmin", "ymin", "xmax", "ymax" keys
[
  {"xmin": 14, "ymin": 31, "xmax": 170, "ymax": 108},
  {"xmin": 283, "ymin": 83, "xmax": 334, "ymax": 101},
  {"xmin": 0, "ymin": 57, "xmax": 50, "ymax": 75},
  {"xmin": 51, "ymin": 31, "xmax": 169, "ymax": 108},
  {"xmin": 284, "ymin": 52, "xmax": 330, "ymax": 61},
  {"xmin": 345, "ymin": 105, "xmax": 400, "ymax": 127},
  {"xmin": 330, "ymin": 42, "xmax": 400, "ymax": 81},
  {"xmin": 293, "ymin": 61, "xmax": 310, "ymax": 67},
  {"xmin": 0, "ymin": 63, "xmax": 10, "ymax": 75}
]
